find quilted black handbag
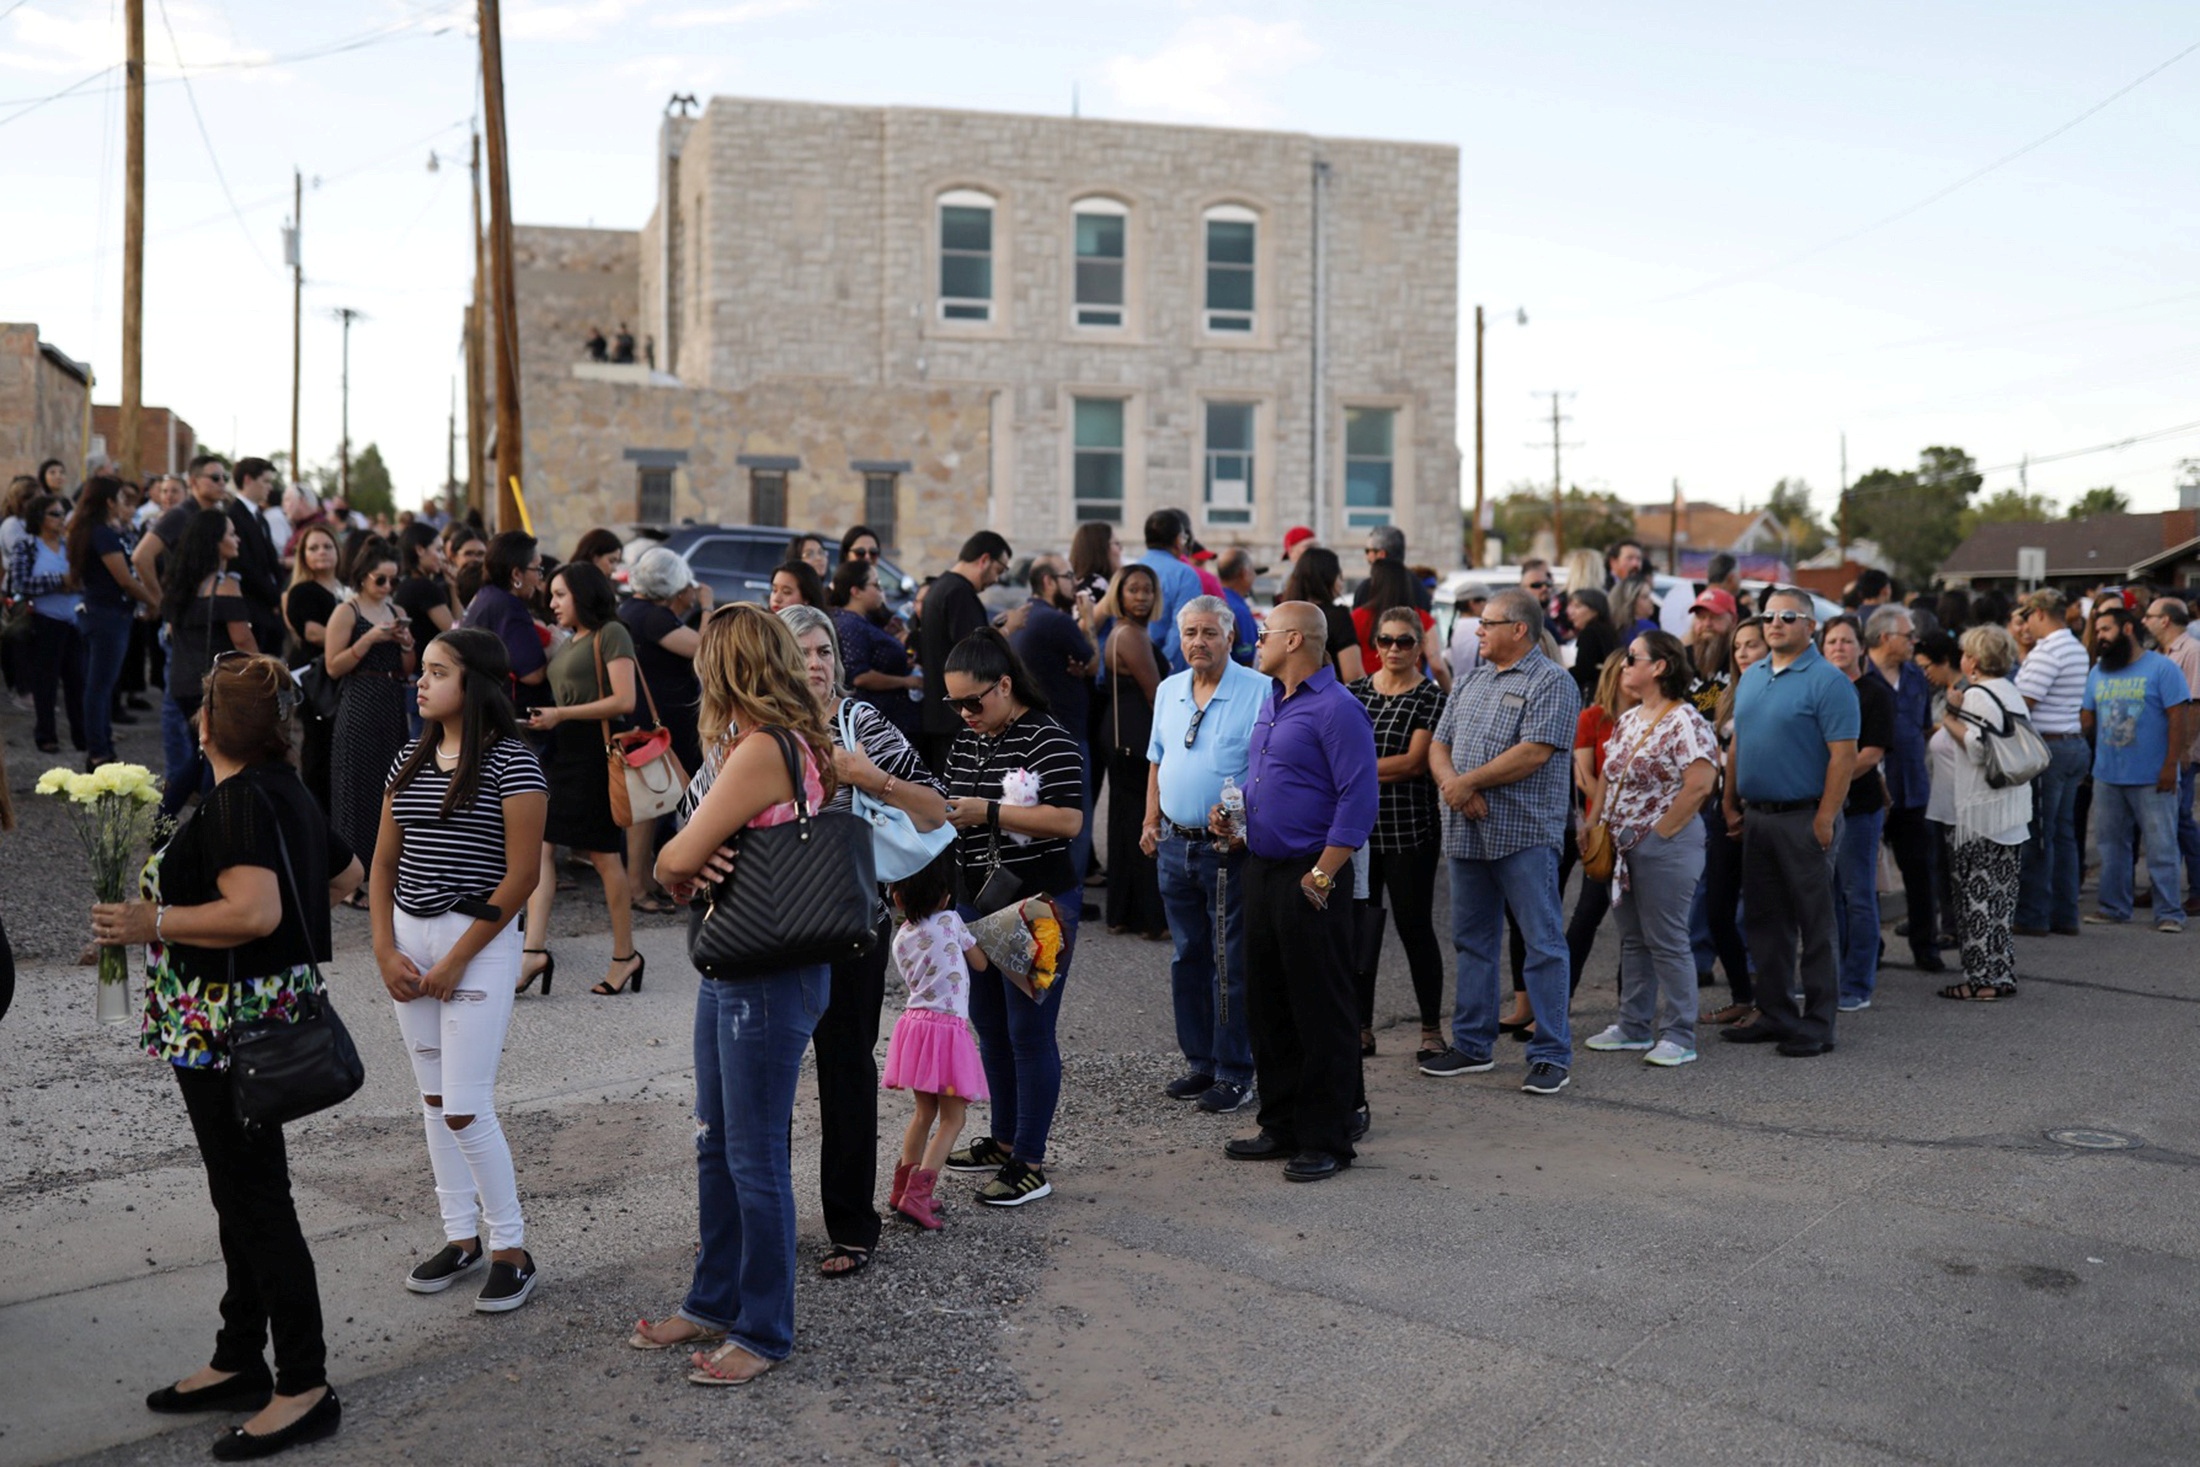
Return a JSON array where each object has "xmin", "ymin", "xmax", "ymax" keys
[
  {"xmin": 689, "ymin": 726, "xmax": 879, "ymax": 979},
  {"xmin": 226, "ymin": 792, "xmax": 365, "ymax": 1133}
]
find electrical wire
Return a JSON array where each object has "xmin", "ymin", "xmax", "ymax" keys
[
  {"xmin": 1652, "ymin": 36, "xmax": 2200, "ymax": 306},
  {"xmin": 156, "ymin": 0, "xmax": 275, "ymax": 273}
]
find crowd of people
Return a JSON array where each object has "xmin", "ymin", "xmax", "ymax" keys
[{"xmin": 13, "ymin": 456, "xmax": 2200, "ymax": 1452}]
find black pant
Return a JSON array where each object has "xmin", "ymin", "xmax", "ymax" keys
[
  {"xmin": 1104, "ymin": 749, "xmax": 1165, "ymax": 933},
  {"xmin": 28, "ymin": 612, "xmax": 85, "ymax": 749},
  {"xmin": 1245, "ymin": 854, "xmax": 1360, "ymax": 1162},
  {"xmin": 1354, "ymin": 842, "xmax": 1444, "ymax": 1029},
  {"xmin": 1701, "ymin": 808, "xmax": 1752, "ymax": 1004},
  {"xmin": 814, "ymin": 917, "xmax": 888, "ymax": 1252},
  {"xmin": 299, "ymin": 712, "xmax": 332, "ymax": 812},
  {"xmin": 1882, "ymin": 804, "xmax": 1938, "ymax": 957},
  {"xmin": 0, "ymin": 910, "xmax": 14, "ymax": 1023},
  {"xmin": 174, "ymin": 1065, "xmax": 327, "ymax": 1397}
]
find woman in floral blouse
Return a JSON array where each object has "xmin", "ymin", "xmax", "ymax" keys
[
  {"xmin": 88, "ymin": 653, "xmax": 362, "ymax": 1456},
  {"xmin": 1581, "ymin": 629, "xmax": 1720, "ymax": 1069}
]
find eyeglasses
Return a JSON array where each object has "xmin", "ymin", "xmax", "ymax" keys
[
  {"xmin": 198, "ymin": 472, "xmax": 229, "ymax": 486},
  {"xmin": 1622, "ymin": 652, "xmax": 1656, "ymax": 666},
  {"xmin": 1767, "ymin": 610, "xmax": 1810, "ymax": 624},
  {"xmin": 1253, "ymin": 628, "xmax": 1300, "ymax": 644},
  {"xmin": 525, "ymin": 562, "xmax": 544, "ymax": 575},
  {"xmin": 1374, "ymin": 633, "xmax": 1419, "ymax": 649},
  {"xmin": 847, "ymin": 547, "xmax": 880, "ymax": 561},
  {"xmin": 366, "ymin": 573, "xmax": 393, "ymax": 588},
  {"xmin": 1525, "ymin": 580, "xmax": 1549, "ymax": 591},
  {"xmin": 1184, "ymin": 703, "xmax": 1209, "ymax": 747},
  {"xmin": 1477, "ymin": 618, "xmax": 1520, "ymax": 630},
  {"xmin": 946, "ymin": 683, "xmax": 1001, "ymax": 716}
]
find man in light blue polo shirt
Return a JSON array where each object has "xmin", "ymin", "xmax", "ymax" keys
[
  {"xmin": 1141, "ymin": 595, "xmax": 1268, "ymax": 1113},
  {"xmin": 1721, "ymin": 587, "xmax": 1858, "ymax": 1058},
  {"xmin": 1136, "ymin": 509, "xmax": 1204, "ymax": 675}
]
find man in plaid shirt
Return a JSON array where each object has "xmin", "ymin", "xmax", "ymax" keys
[{"xmin": 1421, "ymin": 587, "xmax": 1582, "ymax": 1094}]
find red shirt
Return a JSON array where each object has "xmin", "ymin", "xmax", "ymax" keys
[
  {"xmin": 1350, "ymin": 604, "xmax": 1437, "ymax": 674},
  {"xmin": 1576, "ymin": 705, "xmax": 1616, "ymax": 778}
]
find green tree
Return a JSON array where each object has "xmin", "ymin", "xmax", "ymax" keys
[
  {"xmin": 1490, "ymin": 481, "xmax": 1633, "ymax": 559},
  {"xmin": 2064, "ymin": 486, "xmax": 2129, "ymax": 520},
  {"xmin": 1958, "ymin": 487, "xmax": 2055, "ymax": 539},
  {"xmin": 1763, "ymin": 476, "xmax": 1828, "ymax": 562},
  {"xmin": 1847, "ymin": 445, "xmax": 1980, "ymax": 588},
  {"xmin": 346, "ymin": 443, "xmax": 395, "ymax": 520}
]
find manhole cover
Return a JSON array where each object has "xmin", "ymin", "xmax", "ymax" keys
[{"xmin": 2046, "ymin": 1128, "xmax": 2141, "ymax": 1151}]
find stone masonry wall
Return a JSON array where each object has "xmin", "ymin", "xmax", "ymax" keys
[{"xmin": 0, "ymin": 325, "xmax": 91, "ymax": 484}]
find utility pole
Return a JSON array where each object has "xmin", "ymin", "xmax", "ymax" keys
[
  {"xmin": 287, "ymin": 169, "xmax": 302, "ymax": 483},
  {"xmin": 1471, "ymin": 306, "xmax": 1485, "ymax": 568},
  {"xmin": 479, "ymin": 0, "xmax": 524, "ymax": 529},
  {"xmin": 445, "ymin": 377, "xmax": 457, "ymax": 510},
  {"xmin": 1668, "ymin": 477, "xmax": 1683, "ymax": 571},
  {"xmin": 1530, "ymin": 391, "xmax": 1580, "ymax": 559},
  {"xmin": 465, "ymin": 130, "xmax": 488, "ymax": 516},
  {"xmin": 120, "ymin": 0, "xmax": 145, "ymax": 481},
  {"xmin": 1837, "ymin": 430, "xmax": 1849, "ymax": 560},
  {"xmin": 329, "ymin": 307, "xmax": 364, "ymax": 502}
]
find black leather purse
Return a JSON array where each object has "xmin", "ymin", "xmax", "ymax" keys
[
  {"xmin": 689, "ymin": 726, "xmax": 879, "ymax": 979},
  {"xmin": 225, "ymin": 793, "xmax": 365, "ymax": 1133}
]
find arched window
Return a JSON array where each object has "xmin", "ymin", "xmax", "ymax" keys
[
  {"xmin": 938, "ymin": 188, "xmax": 996, "ymax": 322},
  {"xmin": 1071, "ymin": 196, "xmax": 1127, "ymax": 329},
  {"xmin": 1202, "ymin": 203, "xmax": 1258, "ymax": 334}
]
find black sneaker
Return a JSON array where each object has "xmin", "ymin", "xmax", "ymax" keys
[
  {"xmin": 404, "ymin": 1241, "xmax": 484, "ymax": 1295},
  {"xmin": 1418, "ymin": 1046, "xmax": 1494, "ymax": 1077},
  {"xmin": 474, "ymin": 1250, "xmax": 538, "ymax": 1313},
  {"xmin": 1521, "ymin": 1063, "xmax": 1571, "ymax": 1095},
  {"xmin": 1194, "ymin": 1079, "xmax": 1254, "ymax": 1114},
  {"xmin": 976, "ymin": 1159, "xmax": 1052, "ymax": 1207},
  {"xmin": 945, "ymin": 1136, "xmax": 1013, "ymax": 1173},
  {"xmin": 1163, "ymin": 1071, "xmax": 1215, "ymax": 1101}
]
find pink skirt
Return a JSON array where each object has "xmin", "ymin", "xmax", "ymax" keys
[{"xmin": 882, "ymin": 1009, "xmax": 989, "ymax": 1101}]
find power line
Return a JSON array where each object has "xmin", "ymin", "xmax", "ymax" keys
[
  {"xmin": 156, "ymin": 0, "xmax": 274, "ymax": 273},
  {"xmin": 1652, "ymin": 35, "xmax": 2200, "ymax": 305},
  {"xmin": 1837, "ymin": 418, "xmax": 2200, "ymax": 499}
]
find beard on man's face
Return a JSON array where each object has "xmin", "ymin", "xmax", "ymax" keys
[{"xmin": 2099, "ymin": 628, "xmax": 2133, "ymax": 669}]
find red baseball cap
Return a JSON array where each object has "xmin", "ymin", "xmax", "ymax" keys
[
  {"xmin": 1690, "ymin": 587, "xmax": 1739, "ymax": 619},
  {"xmin": 1282, "ymin": 526, "xmax": 1316, "ymax": 555}
]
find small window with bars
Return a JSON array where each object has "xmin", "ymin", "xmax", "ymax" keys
[
  {"xmin": 637, "ymin": 465, "xmax": 673, "ymax": 524},
  {"xmin": 863, "ymin": 471, "xmax": 898, "ymax": 551},
  {"xmin": 750, "ymin": 468, "xmax": 787, "ymax": 527}
]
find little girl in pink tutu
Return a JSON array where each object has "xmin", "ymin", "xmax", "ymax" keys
[{"xmin": 881, "ymin": 850, "xmax": 990, "ymax": 1230}]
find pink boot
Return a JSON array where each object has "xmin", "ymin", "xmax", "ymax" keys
[
  {"xmin": 888, "ymin": 1161, "xmax": 914, "ymax": 1212},
  {"xmin": 896, "ymin": 1168, "xmax": 942, "ymax": 1230}
]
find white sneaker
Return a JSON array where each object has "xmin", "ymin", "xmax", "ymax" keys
[
  {"xmin": 1584, "ymin": 1024, "xmax": 1653, "ymax": 1052},
  {"xmin": 1643, "ymin": 1040, "xmax": 1698, "ymax": 1067}
]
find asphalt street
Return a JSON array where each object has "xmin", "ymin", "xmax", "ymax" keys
[{"xmin": 3, "ymin": 713, "xmax": 2196, "ymax": 1464}]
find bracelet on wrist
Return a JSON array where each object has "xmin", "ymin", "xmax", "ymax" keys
[{"xmin": 155, "ymin": 904, "xmax": 168, "ymax": 943}]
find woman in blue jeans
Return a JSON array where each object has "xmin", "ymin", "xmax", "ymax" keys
[
  {"xmin": 635, "ymin": 603, "xmax": 837, "ymax": 1387},
  {"xmin": 1821, "ymin": 615, "xmax": 1893, "ymax": 1011},
  {"xmin": 937, "ymin": 628, "xmax": 1085, "ymax": 1209},
  {"xmin": 69, "ymin": 477, "xmax": 159, "ymax": 768}
]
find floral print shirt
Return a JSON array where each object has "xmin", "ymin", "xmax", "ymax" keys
[
  {"xmin": 1600, "ymin": 700, "xmax": 1720, "ymax": 849},
  {"xmin": 139, "ymin": 846, "xmax": 320, "ymax": 1070},
  {"xmin": 891, "ymin": 910, "xmax": 979, "ymax": 1020}
]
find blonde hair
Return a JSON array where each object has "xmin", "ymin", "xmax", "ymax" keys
[
  {"xmin": 1593, "ymin": 648, "xmax": 1631, "ymax": 723},
  {"xmin": 1559, "ymin": 549, "xmax": 1603, "ymax": 597},
  {"xmin": 287, "ymin": 523, "xmax": 340, "ymax": 589},
  {"xmin": 694, "ymin": 603, "xmax": 836, "ymax": 804},
  {"xmin": 1961, "ymin": 623, "xmax": 2019, "ymax": 679}
]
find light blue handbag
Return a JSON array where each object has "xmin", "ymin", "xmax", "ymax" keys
[{"xmin": 838, "ymin": 700, "xmax": 955, "ymax": 882}]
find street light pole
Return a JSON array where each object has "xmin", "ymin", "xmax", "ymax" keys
[{"xmin": 329, "ymin": 306, "xmax": 364, "ymax": 502}]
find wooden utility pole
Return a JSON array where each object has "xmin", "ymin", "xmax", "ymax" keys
[
  {"xmin": 480, "ymin": 0, "xmax": 524, "ymax": 529},
  {"xmin": 288, "ymin": 169, "xmax": 302, "ymax": 482},
  {"xmin": 1471, "ymin": 305, "xmax": 1485, "ymax": 568},
  {"xmin": 465, "ymin": 130, "xmax": 487, "ymax": 517},
  {"xmin": 120, "ymin": 0, "xmax": 145, "ymax": 481},
  {"xmin": 445, "ymin": 377, "xmax": 457, "ymax": 509}
]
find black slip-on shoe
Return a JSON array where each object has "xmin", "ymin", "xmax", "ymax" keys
[
  {"xmin": 145, "ymin": 1369, "xmax": 274, "ymax": 1415},
  {"xmin": 404, "ymin": 1242, "xmax": 483, "ymax": 1295},
  {"xmin": 209, "ymin": 1388, "xmax": 340, "ymax": 1460}
]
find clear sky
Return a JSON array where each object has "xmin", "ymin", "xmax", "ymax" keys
[{"xmin": 6, "ymin": 0, "xmax": 2197, "ymax": 539}]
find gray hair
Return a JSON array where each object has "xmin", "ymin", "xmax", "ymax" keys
[
  {"xmin": 1766, "ymin": 585, "xmax": 1815, "ymax": 617},
  {"xmin": 1864, "ymin": 605, "xmax": 1913, "ymax": 648},
  {"xmin": 1178, "ymin": 593, "xmax": 1235, "ymax": 643},
  {"xmin": 1961, "ymin": 624, "xmax": 2019, "ymax": 678},
  {"xmin": 1367, "ymin": 525, "xmax": 1406, "ymax": 559},
  {"xmin": 627, "ymin": 544, "xmax": 696, "ymax": 600},
  {"xmin": 1484, "ymin": 586, "xmax": 1544, "ymax": 633},
  {"xmin": 775, "ymin": 603, "xmax": 845, "ymax": 701}
]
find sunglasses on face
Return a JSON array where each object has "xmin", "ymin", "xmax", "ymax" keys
[
  {"xmin": 1253, "ymin": 628, "xmax": 1299, "ymax": 644},
  {"xmin": 366, "ymin": 573, "xmax": 393, "ymax": 588},
  {"xmin": 1622, "ymin": 652, "xmax": 1656, "ymax": 666},
  {"xmin": 1374, "ymin": 633, "xmax": 1419, "ymax": 649},
  {"xmin": 1525, "ymin": 580, "xmax": 1549, "ymax": 591},
  {"xmin": 848, "ymin": 547, "xmax": 879, "ymax": 561},
  {"xmin": 946, "ymin": 683, "xmax": 1001, "ymax": 716},
  {"xmin": 199, "ymin": 472, "xmax": 229, "ymax": 486},
  {"xmin": 1767, "ymin": 610, "xmax": 1810, "ymax": 624}
]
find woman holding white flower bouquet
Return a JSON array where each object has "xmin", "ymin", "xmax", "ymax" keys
[{"xmin": 89, "ymin": 653, "xmax": 362, "ymax": 1460}]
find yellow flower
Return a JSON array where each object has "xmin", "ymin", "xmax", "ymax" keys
[
  {"xmin": 64, "ymin": 772, "xmax": 101, "ymax": 804},
  {"xmin": 35, "ymin": 767, "xmax": 71, "ymax": 795}
]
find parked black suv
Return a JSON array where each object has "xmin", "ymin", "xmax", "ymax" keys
[{"xmin": 622, "ymin": 524, "xmax": 918, "ymax": 612}]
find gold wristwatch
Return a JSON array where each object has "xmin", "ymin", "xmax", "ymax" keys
[{"xmin": 1307, "ymin": 868, "xmax": 1334, "ymax": 892}]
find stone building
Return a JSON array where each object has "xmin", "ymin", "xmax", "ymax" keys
[
  {"xmin": 0, "ymin": 324, "xmax": 91, "ymax": 484},
  {"xmin": 90, "ymin": 404, "xmax": 198, "ymax": 479},
  {"xmin": 489, "ymin": 96, "xmax": 1460, "ymax": 572}
]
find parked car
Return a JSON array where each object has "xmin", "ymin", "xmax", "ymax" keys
[
  {"xmin": 1430, "ymin": 567, "xmax": 1838, "ymax": 646},
  {"xmin": 621, "ymin": 524, "xmax": 918, "ymax": 613}
]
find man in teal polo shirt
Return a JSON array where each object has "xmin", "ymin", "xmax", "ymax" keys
[
  {"xmin": 2082, "ymin": 603, "xmax": 2191, "ymax": 931},
  {"xmin": 1721, "ymin": 588, "xmax": 1858, "ymax": 1057},
  {"xmin": 1141, "ymin": 596, "xmax": 1269, "ymax": 1113}
]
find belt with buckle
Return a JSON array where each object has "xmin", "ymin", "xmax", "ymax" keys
[
  {"xmin": 2039, "ymin": 731, "xmax": 2080, "ymax": 740},
  {"xmin": 1746, "ymin": 798, "xmax": 1817, "ymax": 814},
  {"xmin": 1168, "ymin": 820, "xmax": 1213, "ymax": 841}
]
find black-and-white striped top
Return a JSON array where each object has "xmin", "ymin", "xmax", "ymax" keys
[
  {"xmin": 385, "ymin": 735, "xmax": 548, "ymax": 917},
  {"xmin": 946, "ymin": 710, "xmax": 1085, "ymax": 902}
]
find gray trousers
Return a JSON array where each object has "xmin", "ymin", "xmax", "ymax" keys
[
  {"xmin": 1612, "ymin": 822, "xmax": 1706, "ymax": 1049},
  {"xmin": 1741, "ymin": 807, "xmax": 1843, "ymax": 1046}
]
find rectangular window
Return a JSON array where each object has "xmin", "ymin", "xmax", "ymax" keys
[
  {"xmin": 1204, "ymin": 213, "xmax": 1256, "ymax": 333},
  {"xmin": 637, "ymin": 465, "xmax": 673, "ymax": 524},
  {"xmin": 863, "ymin": 471, "xmax": 898, "ymax": 552},
  {"xmin": 1203, "ymin": 402, "xmax": 1254, "ymax": 527},
  {"xmin": 1072, "ymin": 397, "xmax": 1126, "ymax": 526},
  {"xmin": 1074, "ymin": 207, "xmax": 1125, "ymax": 328},
  {"xmin": 1343, "ymin": 407, "xmax": 1396, "ymax": 529},
  {"xmin": 939, "ymin": 198, "xmax": 994, "ymax": 322},
  {"xmin": 749, "ymin": 468, "xmax": 787, "ymax": 527}
]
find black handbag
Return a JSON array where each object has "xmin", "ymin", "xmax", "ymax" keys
[
  {"xmin": 689, "ymin": 726, "xmax": 879, "ymax": 979},
  {"xmin": 971, "ymin": 802, "xmax": 1021, "ymax": 911},
  {"xmin": 295, "ymin": 658, "xmax": 340, "ymax": 721},
  {"xmin": 225, "ymin": 792, "xmax": 365, "ymax": 1132}
]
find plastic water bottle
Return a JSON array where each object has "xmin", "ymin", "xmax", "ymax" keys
[{"xmin": 1218, "ymin": 775, "xmax": 1245, "ymax": 840}]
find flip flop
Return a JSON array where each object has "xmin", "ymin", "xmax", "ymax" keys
[
  {"xmin": 627, "ymin": 1316, "xmax": 725, "ymax": 1351},
  {"xmin": 632, "ymin": 892, "xmax": 677, "ymax": 916},
  {"xmin": 688, "ymin": 1342, "xmax": 774, "ymax": 1386}
]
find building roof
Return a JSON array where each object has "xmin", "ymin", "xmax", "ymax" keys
[
  {"xmin": 1630, "ymin": 500, "xmax": 1771, "ymax": 553},
  {"xmin": 38, "ymin": 340, "xmax": 89, "ymax": 385},
  {"xmin": 1940, "ymin": 511, "xmax": 2200, "ymax": 580}
]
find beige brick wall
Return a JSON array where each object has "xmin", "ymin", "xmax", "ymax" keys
[{"xmin": 0, "ymin": 324, "xmax": 91, "ymax": 485}]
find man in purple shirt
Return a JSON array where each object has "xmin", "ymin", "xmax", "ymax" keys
[{"xmin": 1216, "ymin": 601, "xmax": 1378, "ymax": 1182}]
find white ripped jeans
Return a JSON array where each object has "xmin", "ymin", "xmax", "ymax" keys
[{"xmin": 390, "ymin": 907, "xmax": 525, "ymax": 1251}]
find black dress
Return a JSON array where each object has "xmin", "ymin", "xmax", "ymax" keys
[
  {"xmin": 1103, "ymin": 629, "xmax": 1166, "ymax": 937},
  {"xmin": 329, "ymin": 631, "xmax": 411, "ymax": 869},
  {"xmin": 284, "ymin": 581, "xmax": 341, "ymax": 809}
]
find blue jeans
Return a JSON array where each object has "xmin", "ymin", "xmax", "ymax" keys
[
  {"xmin": 962, "ymin": 889, "xmax": 1080, "ymax": 1165},
  {"xmin": 1156, "ymin": 834, "xmax": 1253, "ymax": 1085},
  {"xmin": 681, "ymin": 964, "xmax": 829, "ymax": 1362},
  {"xmin": 159, "ymin": 690, "xmax": 206, "ymax": 818},
  {"xmin": 2092, "ymin": 781, "xmax": 2184, "ymax": 925},
  {"xmin": 2177, "ymin": 762, "xmax": 2200, "ymax": 905},
  {"xmin": 1069, "ymin": 738, "xmax": 1094, "ymax": 883},
  {"xmin": 2016, "ymin": 736, "xmax": 2089, "ymax": 930},
  {"xmin": 79, "ymin": 604, "xmax": 135, "ymax": 761},
  {"xmin": 1833, "ymin": 806, "xmax": 1885, "ymax": 1005},
  {"xmin": 1448, "ymin": 846, "xmax": 1571, "ymax": 1069}
]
